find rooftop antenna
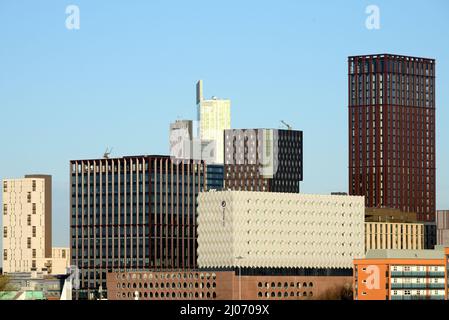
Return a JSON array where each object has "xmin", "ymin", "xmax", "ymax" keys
[
  {"xmin": 104, "ymin": 147, "xmax": 113, "ymax": 159},
  {"xmin": 280, "ymin": 120, "xmax": 292, "ymax": 130}
]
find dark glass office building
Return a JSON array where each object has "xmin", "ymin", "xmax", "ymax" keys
[
  {"xmin": 224, "ymin": 128, "xmax": 303, "ymax": 193},
  {"xmin": 70, "ymin": 155, "xmax": 206, "ymax": 299},
  {"xmin": 206, "ymin": 164, "xmax": 224, "ymax": 191},
  {"xmin": 348, "ymin": 54, "xmax": 436, "ymax": 223}
]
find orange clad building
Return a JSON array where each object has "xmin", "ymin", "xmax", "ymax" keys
[{"xmin": 353, "ymin": 247, "xmax": 449, "ymax": 300}]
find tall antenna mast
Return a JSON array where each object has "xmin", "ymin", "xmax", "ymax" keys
[{"xmin": 103, "ymin": 147, "xmax": 113, "ymax": 159}]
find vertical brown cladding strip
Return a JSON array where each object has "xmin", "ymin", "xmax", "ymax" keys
[
  {"xmin": 176, "ymin": 159, "xmax": 180, "ymax": 269},
  {"xmin": 170, "ymin": 159, "xmax": 174, "ymax": 269},
  {"xmin": 117, "ymin": 159, "xmax": 121, "ymax": 270},
  {"xmin": 178, "ymin": 162, "xmax": 186, "ymax": 269},
  {"xmin": 158, "ymin": 157, "xmax": 162, "ymax": 269}
]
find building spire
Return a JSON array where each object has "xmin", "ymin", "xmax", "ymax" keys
[{"xmin": 196, "ymin": 80, "xmax": 203, "ymax": 105}]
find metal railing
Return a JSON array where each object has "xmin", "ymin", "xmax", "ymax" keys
[
  {"xmin": 390, "ymin": 271, "xmax": 445, "ymax": 278},
  {"xmin": 391, "ymin": 295, "xmax": 445, "ymax": 301}
]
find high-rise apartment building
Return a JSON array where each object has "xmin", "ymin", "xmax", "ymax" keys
[
  {"xmin": 2, "ymin": 175, "xmax": 52, "ymax": 273},
  {"xmin": 70, "ymin": 155, "xmax": 206, "ymax": 299},
  {"xmin": 348, "ymin": 54, "xmax": 436, "ymax": 222},
  {"xmin": 197, "ymin": 80, "xmax": 231, "ymax": 164},
  {"xmin": 224, "ymin": 129, "xmax": 303, "ymax": 193}
]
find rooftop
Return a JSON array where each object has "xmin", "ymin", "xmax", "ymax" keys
[
  {"xmin": 348, "ymin": 53, "xmax": 435, "ymax": 62},
  {"xmin": 365, "ymin": 248, "xmax": 446, "ymax": 260}
]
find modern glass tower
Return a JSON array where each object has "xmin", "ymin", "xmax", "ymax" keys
[
  {"xmin": 70, "ymin": 155, "xmax": 206, "ymax": 299},
  {"xmin": 348, "ymin": 54, "xmax": 436, "ymax": 222}
]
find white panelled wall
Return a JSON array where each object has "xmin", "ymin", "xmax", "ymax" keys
[{"xmin": 197, "ymin": 191, "xmax": 365, "ymax": 269}]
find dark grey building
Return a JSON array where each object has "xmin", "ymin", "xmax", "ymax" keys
[
  {"xmin": 224, "ymin": 128, "xmax": 303, "ymax": 193},
  {"xmin": 206, "ymin": 164, "xmax": 224, "ymax": 191},
  {"xmin": 424, "ymin": 222, "xmax": 437, "ymax": 249}
]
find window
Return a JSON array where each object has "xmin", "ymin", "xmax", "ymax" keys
[
  {"xmin": 32, "ymin": 180, "xmax": 36, "ymax": 192},
  {"xmin": 27, "ymin": 192, "xmax": 32, "ymax": 203},
  {"xmin": 32, "ymin": 249, "xmax": 36, "ymax": 259},
  {"xmin": 32, "ymin": 260, "xmax": 36, "ymax": 269},
  {"xmin": 32, "ymin": 226, "xmax": 36, "ymax": 237},
  {"xmin": 32, "ymin": 203, "xmax": 36, "ymax": 214},
  {"xmin": 3, "ymin": 181, "xmax": 7, "ymax": 192},
  {"xmin": 3, "ymin": 227, "xmax": 7, "ymax": 238},
  {"xmin": 3, "ymin": 249, "xmax": 7, "ymax": 261},
  {"xmin": 27, "ymin": 215, "xmax": 31, "ymax": 226},
  {"xmin": 27, "ymin": 237, "xmax": 32, "ymax": 249},
  {"xmin": 3, "ymin": 204, "xmax": 7, "ymax": 215},
  {"xmin": 62, "ymin": 250, "xmax": 66, "ymax": 259}
]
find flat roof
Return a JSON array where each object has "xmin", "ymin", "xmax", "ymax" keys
[
  {"xmin": 70, "ymin": 155, "xmax": 171, "ymax": 162},
  {"xmin": 348, "ymin": 53, "xmax": 435, "ymax": 62},
  {"xmin": 365, "ymin": 248, "xmax": 446, "ymax": 260}
]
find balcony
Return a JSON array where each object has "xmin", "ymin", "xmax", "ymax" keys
[
  {"xmin": 409, "ymin": 271, "xmax": 428, "ymax": 277},
  {"xmin": 390, "ymin": 271, "xmax": 445, "ymax": 278},
  {"xmin": 390, "ymin": 283, "xmax": 445, "ymax": 290},
  {"xmin": 390, "ymin": 271, "xmax": 403, "ymax": 277},
  {"xmin": 428, "ymin": 271, "xmax": 445, "ymax": 277},
  {"xmin": 391, "ymin": 295, "xmax": 445, "ymax": 301}
]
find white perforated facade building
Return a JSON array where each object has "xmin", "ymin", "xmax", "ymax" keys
[{"xmin": 197, "ymin": 191, "xmax": 365, "ymax": 269}]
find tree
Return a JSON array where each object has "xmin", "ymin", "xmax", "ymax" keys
[
  {"xmin": 315, "ymin": 283, "xmax": 354, "ymax": 300},
  {"xmin": 0, "ymin": 274, "xmax": 12, "ymax": 291}
]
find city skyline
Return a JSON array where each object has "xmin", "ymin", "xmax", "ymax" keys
[{"xmin": 1, "ymin": 0, "xmax": 449, "ymax": 256}]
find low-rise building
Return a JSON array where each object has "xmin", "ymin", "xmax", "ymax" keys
[
  {"xmin": 365, "ymin": 222, "xmax": 424, "ymax": 251},
  {"xmin": 107, "ymin": 270, "xmax": 352, "ymax": 300},
  {"xmin": 1, "ymin": 271, "xmax": 68, "ymax": 300},
  {"xmin": 353, "ymin": 246, "xmax": 449, "ymax": 300}
]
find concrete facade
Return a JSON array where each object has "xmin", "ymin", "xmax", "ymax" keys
[
  {"xmin": 47, "ymin": 247, "xmax": 70, "ymax": 275},
  {"xmin": 2, "ymin": 176, "xmax": 52, "ymax": 273},
  {"xmin": 197, "ymin": 191, "xmax": 365, "ymax": 269},
  {"xmin": 365, "ymin": 222, "xmax": 424, "ymax": 251}
]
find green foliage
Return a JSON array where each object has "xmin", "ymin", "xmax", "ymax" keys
[
  {"xmin": 0, "ymin": 275, "xmax": 12, "ymax": 291},
  {"xmin": 315, "ymin": 283, "xmax": 354, "ymax": 300}
]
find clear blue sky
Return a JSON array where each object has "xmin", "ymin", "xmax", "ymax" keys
[{"xmin": 0, "ymin": 0, "xmax": 448, "ymax": 254}]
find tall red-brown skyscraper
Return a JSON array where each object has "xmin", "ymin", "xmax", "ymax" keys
[{"xmin": 348, "ymin": 54, "xmax": 436, "ymax": 222}]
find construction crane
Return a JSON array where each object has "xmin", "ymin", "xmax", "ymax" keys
[
  {"xmin": 103, "ymin": 147, "xmax": 113, "ymax": 159},
  {"xmin": 280, "ymin": 120, "xmax": 292, "ymax": 130}
]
